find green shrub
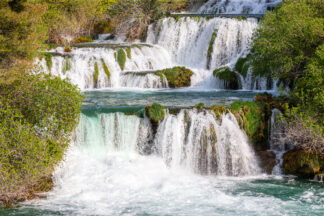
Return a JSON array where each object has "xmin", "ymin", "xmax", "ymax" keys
[
  {"xmin": 116, "ymin": 48, "xmax": 126, "ymax": 70},
  {"xmin": 156, "ymin": 67, "xmax": 193, "ymax": 88},
  {"xmin": 213, "ymin": 67, "xmax": 239, "ymax": 89},
  {"xmin": 101, "ymin": 58, "xmax": 110, "ymax": 79},
  {"xmin": 93, "ymin": 62, "xmax": 99, "ymax": 88},
  {"xmin": 73, "ymin": 36, "xmax": 93, "ymax": 43},
  {"xmin": 0, "ymin": 73, "xmax": 83, "ymax": 205},
  {"xmin": 145, "ymin": 103, "xmax": 165, "ymax": 123}
]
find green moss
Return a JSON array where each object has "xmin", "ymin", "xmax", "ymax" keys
[
  {"xmin": 235, "ymin": 16, "xmax": 247, "ymax": 21},
  {"xmin": 73, "ymin": 36, "xmax": 93, "ymax": 43},
  {"xmin": 116, "ymin": 48, "xmax": 126, "ymax": 70},
  {"xmin": 283, "ymin": 150, "xmax": 324, "ymax": 178},
  {"xmin": 235, "ymin": 55, "xmax": 252, "ymax": 77},
  {"xmin": 230, "ymin": 101, "xmax": 269, "ymax": 150},
  {"xmin": 195, "ymin": 103, "xmax": 204, "ymax": 109},
  {"xmin": 145, "ymin": 103, "xmax": 165, "ymax": 123},
  {"xmin": 101, "ymin": 58, "xmax": 110, "ymax": 79},
  {"xmin": 207, "ymin": 29, "xmax": 218, "ymax": 69},
  {"xmin": 62, "ymin": 57, "xmax": 71, "ymax": 75},
  {"xmin": 44, "ymin": 53, "xmax": 53, "ymax": 70},
  {"xmin": 156, "ymin": 67, "xmax": 193, "ymax": 88},
  {"xmin": 213, "ymin": 67, "xmax": 239, "ymax": 89},
  {"xmin": 93, "ymin": 62, "xmax": 99, "ymax": 88},
  {"xmin": 125, "ymin": 47, "xmax": 132, "ymax": 59},
  {"xmin": 210, "ymin": 105, "xmax": 226, "ymax": 119}
]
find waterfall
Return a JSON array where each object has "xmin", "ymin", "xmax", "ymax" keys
[
  {"xmin": 147, "ymin": 17, "xmax": 258, "ymax": 70},
  {"xmin": 197, "ymin": 0, "xmax": 282, "ymax": 14},
  {"xmin": 74, "ymin": 109, "xmax": 260, "ymax": 176},
  {"xmin": 36, "ymin": 45, "xmax": 173, "ymax": 90},
  {"xmin": 155, "ymin": 109, "xmax": 260, "ymax": 176}
]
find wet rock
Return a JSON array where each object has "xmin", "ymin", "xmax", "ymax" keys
[{"xmin": 257, "ymin": 151, "xmax": 276, "ymax": 174}]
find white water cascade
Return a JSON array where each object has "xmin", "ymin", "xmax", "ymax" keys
[{"xmin": 197, "ymin": 0, "xmax": 282, "ymax": 14}]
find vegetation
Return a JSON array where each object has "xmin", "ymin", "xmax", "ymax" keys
[
  {"xmin": 252, "ymin": 0, "xmax": 324, "ymax": 156},
  {"xmin": 62, "ymin": 57, "xmax": 72, "ymax": 75},
  {"xmin": 145, "ymin": 103, "xmax": 165, "ymax": 122},
  {"xmin": 156, "ymin": 66, "xmax": 193, "ymax": 88},
  {"xmin": 194, "ymin": 103, "xmax": 204, "ymax": 109},
  {"xmin": 213, "ymin": 67, "xmax": 239, "ymax": 89},
  {"xmin": 64, "ymin": 45, "xmax": 72, "ymax": 53},
  {"xmin": 73, "ymin": 36, "xmax": 94, "ymax": 43},
  {"xmin": 206, "ymin": 29, "xmax": 218, "ymax": 69},
  {"xmin": 0, "ymin": 1, "xmax": 83, "ymax": 205},
  {"xmin": 210, "ymin": 105, "xmax": 226, "ymax": 119},
  {"xmin": 230, "ymin": 101, "xmax": 269, "ymax": 150},
  {"xmin": 116, "ymin": 48, "xmax": 126, "ymax": 70},
  {"xmin": 235, "ymin": 54, "xmax": 252, "ymax": 78},
  {"xmin": 101, "ymin": 58, "xmax": 111, "ymax": 79}
]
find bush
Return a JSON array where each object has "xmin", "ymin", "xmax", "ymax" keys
[
  {"xmin": 0, "ymin": 72, "xmax": 83, "ymax": 205},
  {"xmin": 213, "ymin": 67, "xmax": 239, "ymax": 89},
  {"xmin": 156, "ymin": 66, "xmax": 193, "ymax": 88}
]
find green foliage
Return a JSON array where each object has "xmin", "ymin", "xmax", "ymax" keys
[
  {"xmin": 210, "ymin": 105, "xmax": 226, "ymax": 119},
  {"xmin": 145, "ymin": 103, "xmax": 165, "ymax": 123},
  {"xmin": 116, "ymin": 48, "xmax": 126, "ymax": 70},
  {"xmin": 93, "ymin": 62, "xmax": 99, "ymax": 87},
  {"xmin": 235, "ymin": 55, "xmax": 252, "ymax": 77},
  {"xmin": 156, "ymin": 66, "xmax": 193, "ymax": 88},
  {"xmin": 101, "ymin": 58, "xmax": 110, "ymax": 79},
  {"xmin": 194, "ymin": 103, "xmax": 204, "ymax": 109},
  {"xmin": 213, "ymin": 67, "xmax": 239, "ymax": 89},
  {"xmin": 252, "ymin": 0, "xmax": 324, "ymax": 86},
  {"xmin": 230, "ymin": 101, "xmax": 269, "ymax": 150},
  {"xmin": 207, "ymin": 29, "xmax": 218, "ymax": 69},
  {"xmin": 0, "ymin": 72, "xmax": 83, "ymax": 204}
]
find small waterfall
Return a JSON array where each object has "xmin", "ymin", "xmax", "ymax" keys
[
  {"xmin": 120, "ymin": 73, "xmax": 168, "ymax": 88},
  {"xmin": 147, "ymin": 17, "xmax": 258, "ymax": 70},
  {"xmin": 76, "ymin": 112, "xmax": 152, "ymax": 155},
  {"xmin": 36, "ymin": 46, "xmax": 173, "ymax": 90},
  {"xmin": 197, "ymin": 0, "xmax": 282, "ymax": 14},
  {"xmin": 154, "ymin": 109, "xmax": 260, "ymax": 176},
  {"xmin": 269, "ymin": 108, "xmax": 289, "ymax": 175}
]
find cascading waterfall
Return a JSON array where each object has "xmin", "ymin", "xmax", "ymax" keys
[
  {"xmin": 197, "ymin": 0, "xmax": 282, "ymax": 14},
  {"xmin": 72, "ymin": 109, "xmax": 260, "ymax": 177},
  {"xmin": 155, "ymin": 109, "xmax": 260, "ymax": 176},
  {"xmin": 36, "ymin": 45, "xmax": 173, "ymax": 90}
]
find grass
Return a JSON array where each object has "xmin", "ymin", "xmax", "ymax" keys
[{"xmin": 156, "ymin": 67, "xmax": 193, "ymax": 88}]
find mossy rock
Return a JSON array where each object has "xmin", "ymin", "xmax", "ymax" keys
[
  {"xmin": 93, "ymin": 21, "xmax": 115, "ymax": 35},
  {"xmin": 210, "ymin": 105, "xmax": 226, "ymax": 119},
  {"xmin": 213, "ymin": 67, "xmax": 239, "ymax": 90},
  {"xmin": 64, "ymin": 46, "xmax": 72, "ymax": 53},
  {"xmin": 125, "ymin": 47, "xmax": 132, "ymax": 59},
  {"xmin": 145, "ymin": 103, "xmax": 165, "ymax": 123},
  {"xmin": 194, "ymin": 103, "xmax": 204, "ymax": 109},
  {"xmin": 73, "ymin": 36, "xmax": 93, "ymax": 43},
  {"xmin": 116, "ymin": 48, "xmax": 126, "ymax": 70},
  {"xmin": 207, "ymin": 29, "xmax": 218, "ymax": 69},
  {"xmin": 156, "ymin": 67, "xmax": 193, "ymax": 88},
  {"xmin": 93, "ymin": 62, "xmax": 99, "ymax": 88},
  {"xmin": 101, "ymin": 58, "xmax": 110, "ymax": 79},
  {"xmin": 230, "ymin": 101, "xmax": 270, "ymax": 150},
  {"xmin": 235, "ymin": 54, "xmax": 252, "ymax": 77},
  {"xmin": 256, "ymin": 151, "xmax": 276, "ymax": 174},
  {"xmin": 283, "ymin": 150, "xmax": 324, "ymax": 178}
]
